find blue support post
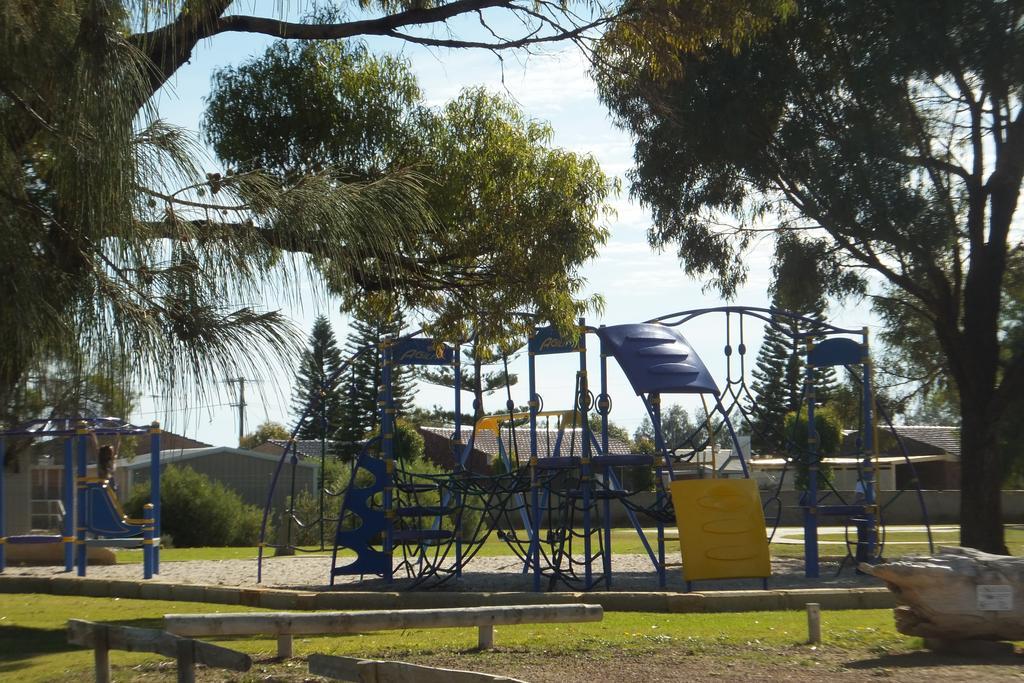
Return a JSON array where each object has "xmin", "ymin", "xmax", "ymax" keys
[
  {"xmin": 452, "ymin": 344, "xmax": 463, "ymax": 578},
  {"xmin": 650, "ymin": 394, "xmax": 667, "ymax": 587},
  {"xmin": 803, "ymin": 340, "xmax": 820, "ymax": 579},
  {"xmin": 150, "ymin": 422, "xmax": 161, "ymax": 574},
  {"xmin": 857, "ymin": 328, "xmax": 878, "ymax": 566},
  {"xmin": 143, "ymin": 503, "xmax": 155, "ymax": 579},
  {"xmin": 76, "ymin": 426, "xmax": 88, "ymax": 577},
  {"xmin": 0, "ymin": 437, "xmax": 6, "ymax": 573},
  {"xmin": 577, "ymin": 319, "xmax": 593, "ymax": 589},
  {"xmin": 381, "ymin": 341, "xmax": 395, "ymax": 584},
  {"xmin": 63, "ymin": 438, "xmax": 74, "ymax": 572},
  {"xmin": 599, "ymin": 331, "xmax": 613, "ymax": 588},
  {"xmin": 528, "ymin": 331, "xmax": 541, "ymax": 592}
]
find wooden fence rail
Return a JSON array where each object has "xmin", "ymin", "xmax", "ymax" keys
[
  {"xmin": 308, "ymin": 653, "xmax": 529, "ymax": 683},
  {"xmin": 67, "ymin": 619, "xmax": 252, "ymax": 683},
  {"xmin": 166, "ymin": 603, "xmax": 603, "ymax": 658}
]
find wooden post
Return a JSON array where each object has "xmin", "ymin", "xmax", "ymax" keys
[
  {"xmin": 68, "ymin": 619, "xmax": 251, "ymax": 680},
  {"xmin": 277, "ymin": 634, "xmax": 294, "ymax": 659},
  {"xmin": 477, "ymin": 624, "xmax": 494, "ymax": 650},
  {"xmin": 806, "ymin": 603, "xmax": 821, "ymax": 644},
  {"xmin": 166, "ymin": 604, "xmax": 604, "ymax": 638},
  {"xmin": 93, "ymin": 624, "xmax": 110, "ymax": 683},
  {"xmin": 175, "ymin": 638, "xmax": 195, "ymax": 683}
]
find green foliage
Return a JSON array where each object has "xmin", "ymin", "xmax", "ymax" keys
[
  {"xmin": 204, "ymin": 43, "xmax": 615, "ymax": 347},
  {"xmin": 366, "ymin": 418, "xmax": 424, "ymax": 463},
  {"xmin": 339, "ymin": 297, "xmax": 416, "ymax": 449},
  {"xmin": 204, "ymin": 41, "xmax": 421, "ymax": 178},
  {"xmin": 419, "ymin": 346, "xmax": 518, "ymax": 419},
  {"xmin": 784, "ymin": 406, "xmax": 841, "ymax": 492},
  {"xmin": 635, "ymin": 436, "xmax": 657, "ymax": 455},
  {"xmin": 239, "ymin": 421, "xmax": 290, "ymax": 450},
  {"xmin": 124, "ymin": 466, "xmax": 267, "ymax": 546},
  {"xmin": 394, "ymin": 455, "xmax": 487, "ymax": 543},
  {"xmin": 292, "ymin": 315, "xmax": 347, "ymax": 441},
  {"xmin": 403, "ymin": 404, "xmax": 475, "ymax": 429},
  {"xmin": 748, "ymin": 289, "xmax": 836, "ymax": 453},
  {"xmin": 595, "ymin": 0, "xmax": 1024, "ymax": 552},
  {"xmin": 0, "ymin": 5, "xmax": 443, "ymax": 441},
  {"xmin": 634, "ymin": 404, "xmax": 696, "ymax": 449}
]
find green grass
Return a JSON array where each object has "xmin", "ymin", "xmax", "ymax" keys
[
  {"xmin": 814, "ymin": 526, "xmax": 1024, "ymax": 556},
  {"xmin": 0, "ymin": 593, "xmax": 917, "ymax": 682},
  {"xmin": 115, "ymin": 525, "xmax": 1021, "ymax": 564}
]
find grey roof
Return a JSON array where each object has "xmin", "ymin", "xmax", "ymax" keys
[
  {"xmin": 891, "ymin": 425, "xmax": 960, "ymax": 457},
  {"xmin": 119, "ymin": 446, "xmax": 318, "ymax": 469},
  {"xmin": 265, "ymin": 439, "xmax": 337, "ymax": 458},
  {"xmin": 419, "ymin": 425, "xmax": 632, "ymax": 459}
]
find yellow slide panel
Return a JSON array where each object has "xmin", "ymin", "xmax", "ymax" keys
[{"xmin": 670, "ymin": 478, "xmax": 771, "ymax": 582}]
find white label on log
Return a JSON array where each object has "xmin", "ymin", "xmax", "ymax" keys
[{"xmin": 977, "ymin": 585, "xmax": 1014, "ymax": 611}]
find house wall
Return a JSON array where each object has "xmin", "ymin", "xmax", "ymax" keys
[
  {"xmin": 2, "ymin": 467, "xmax": 30, "ymax": 535},
  {"xmin": 751, "ymin": 464, "xmax": 898, "ymax": 492},
  {"xmin": 420, "ymin": 430, "xmax": 492, "ymax": 474},
  {"xmin": 896, "ymin": 460, "xmax": 961, "ymax": 490},
  {"xmin": 122, "ymin": 452, "xmax": 318, "ymax": 513}
]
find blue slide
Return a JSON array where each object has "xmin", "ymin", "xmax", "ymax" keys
[{"xmin": 83, "ymin": 482, "xmax": 146, "ymax": 538}]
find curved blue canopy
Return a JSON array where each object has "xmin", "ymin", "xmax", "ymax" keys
[{"xmin": 597, "ymin": 324, "xmax": 720, "ymax": 396}]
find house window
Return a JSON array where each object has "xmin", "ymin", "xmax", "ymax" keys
[{"xmin": 30, "ymin": 467, "xmax": 64, "ymax": 531}]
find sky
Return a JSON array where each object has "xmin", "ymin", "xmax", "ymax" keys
[{"xmin": 129, "ymin": 7, "xmax": 877, "ymax": 446}]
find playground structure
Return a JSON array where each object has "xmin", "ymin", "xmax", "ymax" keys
[
  {"xmin": 259, "ymin": 306, "xmax": 933, "ymax": 589},
  {"xmin": 0, "ymin": 417, "xmax": 161, "ymax": 578}
]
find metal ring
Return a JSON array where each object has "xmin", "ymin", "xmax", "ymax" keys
[{"xmin": 576, "ymin": 389, "xmax": 595, "ymax": 412}]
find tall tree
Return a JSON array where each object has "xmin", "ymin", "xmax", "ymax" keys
[
  {"xmin": 595, "ymin": 0, "xmax": 1024, "ymax": 552},
  {"xmin": 748, "ymin": 301, "xmax": 805, "ymax": 453},
  {"xmin": 239, "ymin": 420, "xmax": 290, "ymax": 449},
  {"xmin": 291, "ymin": 316, "xmax": 346, "ymax": 440},
  {"xmin": 418, "ymin": 345, "xmax": 519, "ymax": 420},
  {"xmin": 634, "ymin": 404, "xmax": 698, "ymax": 450},
  {"xmin": 0, "ymin": 2, "xmax": 442, "ymax": 440},
  {"xmin": 1, "ymin": 2, "xmax": 774, "ymax": 466},
  {"xmin": 749, "ymin": 238, "xmax": 838, "ymax": 451},
  {"xmin": 342, "ymin": 297, "xmax": 417, "ymax": 439},
  {"xmin": 204, "ymin": 41, "xmax": 615, "ymax": 349}
]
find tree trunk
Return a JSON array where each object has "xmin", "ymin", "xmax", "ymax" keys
[
  {"xmin": 473, "ymin": 357, "xmax": 485, "ymax": 421},
  {"xmin": 959, "ymin": 401, "xmax": 1007, "ymax": 554}
]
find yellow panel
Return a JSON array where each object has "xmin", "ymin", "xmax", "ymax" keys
[{"xmin": 670, "ymin": 478, "xmax": 771, "ymax": 582}]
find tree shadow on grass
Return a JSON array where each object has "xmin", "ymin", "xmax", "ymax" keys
[
  {"xmin": 845, "ymin": 648, "xmax": 1024, "ymax": 671},
  {"xmin": 0, "ymin": 617, "xmax": 169, "ymax": 674},
  {"xmin": 0, "ymin": 624, "xmax": 77, "ymax": 672}
]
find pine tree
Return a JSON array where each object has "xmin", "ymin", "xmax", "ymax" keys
[
  {"xmin": 341, "ymin": 301, "xmax": 417, "ymax": 442},
  {"xmin": 748, "ymin": 290, "xmax": 836, "ymax": 453},
  {"xmin": 417, "ymin": 344, "xmax": 518, "ymax": 421},
  {"xmin": 291, "ymin": 316, "xmax": 346, "ymax": 441}
]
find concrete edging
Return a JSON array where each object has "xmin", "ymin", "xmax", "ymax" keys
[{"xmin": 0, "ymin": 574, "xmax": 895, "ymax": 613}]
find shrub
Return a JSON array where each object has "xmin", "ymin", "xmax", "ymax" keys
[
  {"xmin": 366, "ymin": 419, "xmax": 424, "ymax": 462},
  {"xmin": 289, "ymin": 488, "xmax": 330, "ymax": 546},
  {"xmin": 784, "ymin": 405, "xmax": 841, "ymax": 492},
  {"xmin": 124, "ymin": 465, "xmax": 267, "ymax": 546}
]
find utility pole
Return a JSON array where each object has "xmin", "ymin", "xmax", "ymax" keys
[{"xmin": 227, "ymin": 377, "xmax": 247, "ymax": 446}]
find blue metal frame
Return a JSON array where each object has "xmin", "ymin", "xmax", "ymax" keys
[{"xmin": 0, "ymin": 417, "xmax": 158, "ymax": 578}]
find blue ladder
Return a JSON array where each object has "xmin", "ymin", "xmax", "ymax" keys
[{"xmin": 330, "ymin": 448, "xmax": 389, "ymax": 581}]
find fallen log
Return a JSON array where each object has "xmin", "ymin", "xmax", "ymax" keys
[{"xmin": 861, "ymin": 546, "xmax": 1024, "ymax": 642}]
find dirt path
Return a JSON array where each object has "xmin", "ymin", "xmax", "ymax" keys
[{"xmin": 127, "ymin": 644, "xmax": 1024, "ymax": 682}]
